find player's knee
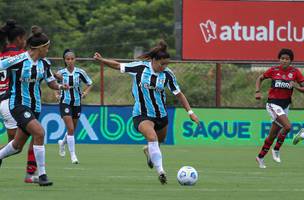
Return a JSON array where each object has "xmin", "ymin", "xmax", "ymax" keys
[{"xmin": 284, "ymin": 124, "xmax": 291, "ymax": 132}]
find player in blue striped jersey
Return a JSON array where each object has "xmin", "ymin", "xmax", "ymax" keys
[
  {"xmin": 56, "ymin": 49, "xmax": 93, "ymax": 164},
  {"xmin": 94, "ymin": 40, "xmax": 200, "ymax": 184},
  {"xmin": 0, "ymin": 26, "xmax": 68, "ymax": 186}
]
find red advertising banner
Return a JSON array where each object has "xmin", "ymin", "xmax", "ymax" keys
[{"xmin": 182, "ymin": 0, "xmax": 304, "ymax": 61}]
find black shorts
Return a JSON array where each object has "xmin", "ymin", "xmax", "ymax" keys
[
  {"xmin": 60, "ymin": 103, "xmax": 81, "ymax": 119},
  {"xmin": 10, "ymin": 105, "xmax": 40, "ymax": 133},
  {"xmin": 133, "ymin": 115, "xmax": 168, "ymax": 132}
]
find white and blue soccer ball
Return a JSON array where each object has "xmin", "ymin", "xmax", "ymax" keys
[{"xmin": 177, "ymin": 166, "xmax": 198, "ymax": 186}]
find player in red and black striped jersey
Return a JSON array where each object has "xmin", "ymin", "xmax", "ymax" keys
[
  {"xmin": 255, "ymin": 48, "xmax": 304, "ymax": 168},
  {"xmin": 0, "ymin": 19, "xmax": 38, "ymax": 183}
]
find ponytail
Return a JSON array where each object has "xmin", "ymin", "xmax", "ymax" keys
[{"xmin": 137, "ymin": 40, "xmax": 170, "ymax": 60}]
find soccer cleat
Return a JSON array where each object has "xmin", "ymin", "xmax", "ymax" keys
[
  {"xmin": 58, "ymin": 140, "xmax": 66, "ymax": 157},
  {"xmin": 293, "ymin": 128, "xmax": 304, "ymax": 145},
  {"xmin": 0, "ymin": 159, "xmax": 2, "ymax": 167},
  {"xmin": 38, "ymin": 174, "xmax": 53, "ymax": 186},
  {"xmin": 256, "ymin": 157, "xmax": 266, "ymax": 169},
  {"xmin": 24, "ymin": 172, "xmax": 39, "ymax": 183},
  {"xmin": 71, "ymin": 155, "xmax": 79, "ymax": 164},
  {"xmin": 158, "ymin": 173, "xmax": 167, "ymax": 185},
  {"xmin": 271, "ymin": 149, "xmax": 281, "ymax": 163},
  {"xmin": 143, "ymin": 145, "xmax": 153, "ymax": 169}
]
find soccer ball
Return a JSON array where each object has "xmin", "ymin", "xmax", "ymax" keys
[{"xmin": 177, "ymin": 166, "xmax": 198, "ymax": 186}]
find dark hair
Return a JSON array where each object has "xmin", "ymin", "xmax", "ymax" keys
[
  {"xmin": 137, "ymin": 40, "xmax": 170, "ymax": 60},
  {"xmin": 62, "ymin": 49, "xmax": 75, "ymax": 66},
  {"xmin": 27, "ymin": 25, "xmax": 49, "ymax": 48},
  {"xmin": 0, "ymin": 19, "xmax": 26, "ymax": 43},
  {"xmin": 278, "ymin": 48, "xmax": 294, "ymax": 61}
]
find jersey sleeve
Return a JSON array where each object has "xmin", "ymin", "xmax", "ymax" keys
[
  {"xmin": 295, "ymin": 68, "xmax": 304, "ymax": 83},
  {"xmin": 0, "ymin": 52, "xmax": 27, "ymax": 70},
  {"xmin": 165, "ymin": 70, "xmax": 181, "ymax": 95},
  {"xmin": 43, "ymin": 59, "xmax": 56, "ymax": 83},
  {"xmin": 263, "ymin": 67, "xmax": 275, "ymax": 79},
  {"xmin": 79, "ymin": 69, "xmax": 93, "ymax": 85},
  {"xmin": 120, "ymin": 61, "xmax": 144, "ymax": 75}
]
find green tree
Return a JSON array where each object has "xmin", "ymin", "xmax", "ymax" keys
[{"xmin": 83, "ymin": 0, "xmax": 175, "ymax": 58}]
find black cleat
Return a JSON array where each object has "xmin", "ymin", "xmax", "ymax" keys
[
  {"xmin": 158, "ymin": 173, "xmax": 167, "ymax": 185},
  {"xmin": 143, "ymin": 146, "xmax": 153, "ymax": 169},
  {"xmin": 0, "ymin": 159, "xmax": 2, "ymax": 167},
  {"xmin": 38, "ymin": 174, "xmax": 53, "ymax": 186}
]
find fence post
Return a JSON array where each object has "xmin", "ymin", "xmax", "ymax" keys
[
  {"xmin": 100, "ymin": 62, "xmax": 104, "ymax": 105},
  {"xmin": 215, "ymin": 63, "xmax": 222, "ymax": 107}
]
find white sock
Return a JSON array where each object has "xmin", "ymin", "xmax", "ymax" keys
[
  {"xmin": 33, "ymin": 145, "xmax": 46, "ymax": 176},
  {"xmin": 148, "ymin": 141, "xmax": 164, "ymax": 174},
  {"xmin": 67, "ymin": 135, "xmax": 76, "ymax": 157},
  {"xmin": 62, "ymin": 132, "xmax": 68, "ymax": 143},
  {"xmin": 0, "ymin": 140, "xmax": 19, "ymax": 159},
  {"xmin": 300, "ymin": 132, "xmax": 304, "ymax": 138}
]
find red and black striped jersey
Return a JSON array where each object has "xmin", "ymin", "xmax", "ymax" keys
[
  {"xmin": 0, "ymin": 45, "xmax": 25, "ymax": 95},
  {"xmin": 263, "ymin": 65, "xmax": 304, "ymax": 108}
]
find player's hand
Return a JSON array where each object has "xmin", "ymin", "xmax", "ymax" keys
[
  {"xmin": 189, "ymin": 113, "xmax": 200, "ymax": 126},
  {"xmin": 61, "ymin": 84, "xmax": 70, "ymax": 90},
  {"xmin": 93, "ymin": 52, "xmax": 103, "ymax": 61},
  {"xmin": 255, "ymin": 91, "xmax": 262, "ymax": 100},
  {"xmin": 82, "ymin": 91, "xmax": 88, "ymax": 99},
  {"xmin": 289, "ymin": 81, "xmax": 296, "ymax": 89},
  {"xmin": 55, "ymin": 94, "xmax": 60, "ymax": 101}
]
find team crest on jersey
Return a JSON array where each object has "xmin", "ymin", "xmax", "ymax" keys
[
  {"xmin": 24, "ymin": 111, "xmax": 31, "ymax": 119},
  {"xmin": 288, "ymin": 73, "xmax": 293, "ymax": 78},
  {"xmin": 65, "ymin": 108, "xmax": 70, "ymax": 113}
]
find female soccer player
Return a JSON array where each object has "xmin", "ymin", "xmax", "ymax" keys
[
  {"xmin": 0, "ymin": 19, "xmax": 38, "ymax": 183},
  {"xmin": 255, "ymin": 48, "xmax": 304, "ymax": 168},
  {"xmin": 0, "ymin": 26, "xmax": 68, "ymax": 186},
  {"xmin": 56, "ymin": 49, "xmax": 93, "ymax": 164},
  {"xmin": 94, "ymin": 40, "xmax": 200, "ymax": 184}
]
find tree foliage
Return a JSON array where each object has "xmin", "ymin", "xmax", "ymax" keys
[{"xmin": 0, "ymin": 0, "xmax": 175, "ymax": 58}]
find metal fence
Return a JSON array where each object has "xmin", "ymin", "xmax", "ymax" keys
[{"xmin": 44, "ymin": 58, "xmax": 304, "ymax": 109}]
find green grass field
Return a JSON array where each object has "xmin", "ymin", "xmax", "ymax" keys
[{"xmin": 0, "ymin": 144, "xmax": 303, "ymax": 200}]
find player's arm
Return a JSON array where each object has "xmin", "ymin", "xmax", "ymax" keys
[
  {"xmin": 255, "ymin": 74, "xmax": 267, "ymax": 100},
  {"xmin": 0, "ymin": 52, "xmax": 27, "ymax": 70},
  {"xmin": 291, "ymin": 81, "xmax": 304, "ymax": 93},
  {"xmin": 175, "ymin": 92, "xmax": 200, "ymax": 125},
  {"xmin": 47, "ymin": 80, "xmax": 69, "ymax": 90},
  {"xmin": 93, "ymin": 52, "xmax": 120, "ymax": 70},
  {"xmin": 82, "ymin": 84, "xmax": 93, "ymax": 99}
]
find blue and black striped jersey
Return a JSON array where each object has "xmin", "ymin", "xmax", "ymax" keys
[
  {"xmin": 57, "ymin": 67, "xmax": 92, "ymax": 106},
  {"xmin": 120, "ymin": 61, "xmax": 180, "ymax": 118},
  {"xmin": 0, "ymin": 52, "xmax": 56, "ymax": 112}
]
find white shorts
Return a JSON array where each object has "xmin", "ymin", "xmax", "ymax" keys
[
  {"xmin": 266, "ymin": 103, "xmax": 289, "ymax": 124},
  {"xmin": 0, "ymin": 98, "xmax": 17, "ymax": 129}
]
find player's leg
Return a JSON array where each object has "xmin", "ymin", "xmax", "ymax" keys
[
  {"xmin": 25, "ymin": 119, "xmax": 53, "ymax": 186},
  {"xmin": 24, "ymin": 138, "xmax": 39, "ymax": 183},
  {"xmin": 63, "ymin": 115, "xmax": 77, "ymax": 164},
  {"xmin": 271, "ymin": 114, "xmax": 291, "ymax": 163},
  {"xmin": 58, "ymin": 103, "xmax": 70, "ymax": 157},
  {"xmin": 138, "ymin": 119, "xmax": 166, "ymax": 184},
  {"xmin": 0, "ymin": 128, "xmax": 28, "ymax": 164},
  {"xmin": 256, "ymin": 103, "xmax": 282, "ymax": 168}
]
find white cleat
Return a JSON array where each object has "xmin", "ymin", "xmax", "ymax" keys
[
  {"xmin": 71, "ymin": 155, "xmax": 79, "ymax": 164},
  {"xmin": 256, "ymin": 157, "xmax": 266, "ymax": 169},
  {"xmin": 271, "ymin": 149, "xmax": 281, "ymax": 163},
  {"xmin": 58, "ymin": 140, "xmax": 66, "ymax": 157}
]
